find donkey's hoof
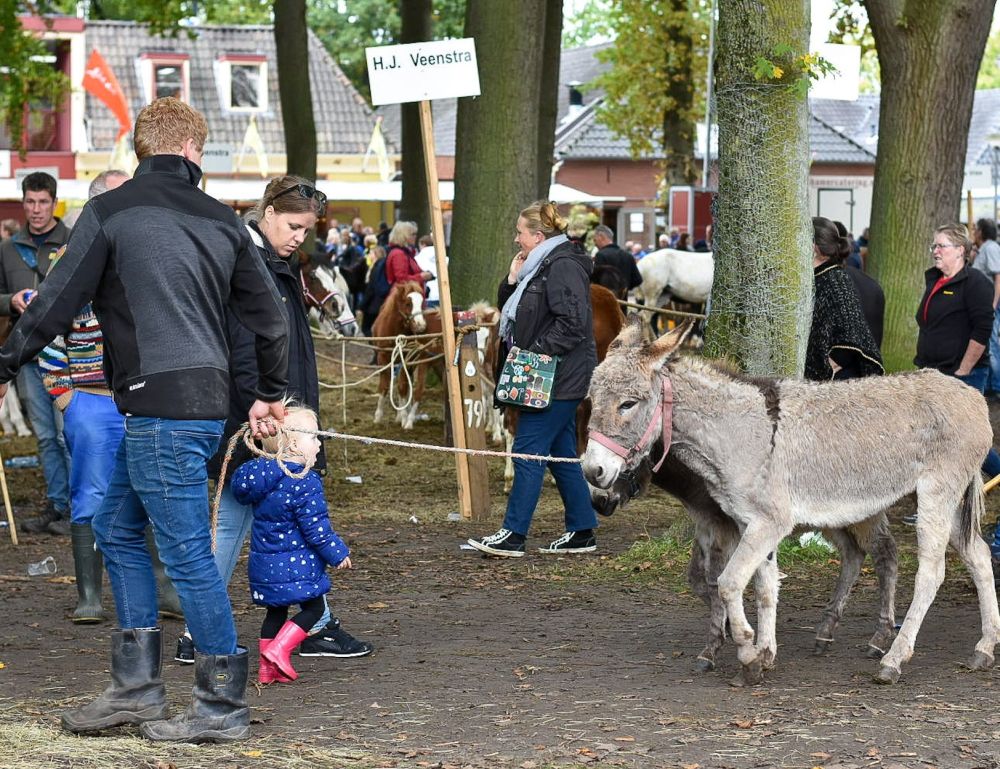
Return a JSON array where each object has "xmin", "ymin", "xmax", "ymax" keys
[
  {"xmin": 694, "ymin": 655, "xmax": 715, "ymax": 673},
  {"xmin": 813, "ymin": 638, "xmax": 834, "ymax": 656},
  {"xmin": 964, "ymin": 651, "xmax": 995, "ymax": 671},
  {"xmin": 759, "ymin": 648, "xmax": 776, "ymax": 670},
  {"xmin": 874, "ymin": 664, "xmax": 901, "ymax": 684},
  {"xmin": 740, "ymin": 658, "xmax": 764, "ymax": 686},
  {"xmin": 866, "ymin": 643, "xmax": 887, "ymax": 660}
]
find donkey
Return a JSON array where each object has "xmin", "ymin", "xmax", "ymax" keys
[
  {"xmin": 590, "ymin": 453, "xmax": 898, "ymax": 675},
  {"xmin": 372, "ymin": 281, "xmax": 444, "ymax": 429},
  {"xmin": 583, "ymin": 320, "xmax": 1000, "ymax": 685}
]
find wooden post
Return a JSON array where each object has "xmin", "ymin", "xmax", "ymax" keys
[
  {"xmin": 455, "ymin": 310, "xmax": 491, "ymax": 518},
  {"xmin": 0, "ymin": 445, "xmax": 18, "ymax": 545},
  {"xmin": 968, "ymin": 190, "xmax": 975, "ymax": 232},
  {"xmin": 418, "ymin": 100, "xmax": 476, "ymax": 519}
]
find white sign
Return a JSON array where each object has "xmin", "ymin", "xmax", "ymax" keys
[
  {"xmin": 964, "ymin": 165, "xmax": 993, "ymax": 192},
  {"xmin": 366, "ymin": 38, "xmax": 480, "ymax": 106},
  {"xmin": 15, "ymin": 166, "xmax": 59, "ymax": 183},
  {"xmin": 201, "ymin": 143, "xmax": 233, "ymax": 174},
  {"xmin": 810, "ymin": 43, "xmax": 861, "ymax": 102},
  {"xmin": 0, "ymin": 151, "xmax": 9, "ymax": 178}
]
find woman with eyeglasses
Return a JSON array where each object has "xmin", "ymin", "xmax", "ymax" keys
[
  {"xmin": 174, "ymin": 175, "xmax": 373, "ymax": 666},
  {"xmin": 805, "ymin": 217, "xmax": 883, "ymax": 381},
  {"xmin": 911, "ymin": 222, "xmax": 1000, "ymax": 525}
]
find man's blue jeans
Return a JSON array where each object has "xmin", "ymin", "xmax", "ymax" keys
[
  {"xmin": 210, "ymin": 482, "xmax": 332, "ymax": 632},
  {"xmin": 62, "ymin": 392, "xmax": 124, "ymax": 524},
  {"xmin": 17, "ymin": 361, "xmax": 70, "ymax": 512},
  {"xmin": 502, "ymin": 398, "xmax": 598, "ymax": 537},
  {"xmin": 989, "ymin": 306, "xmax": 1000, "ymax": 396},
  {"xmin": 92, "ymin": 417, "xmax": 237, "ymax": 655}
]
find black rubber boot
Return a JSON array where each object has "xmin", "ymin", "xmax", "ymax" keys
[
  {"xmin": 70, "ymin": 522, "xmax": 105, "ymax": 623},
  {"xmin": 61, "ymin": 628, "xmax": 168, "ymax": 733},
  {"xmin": 140, "ymin": 647, "xmax": 250, "ymax": 743},
  {"xmin": 146, "ymin": 527, "xmax": 183, "ymax": 620}
]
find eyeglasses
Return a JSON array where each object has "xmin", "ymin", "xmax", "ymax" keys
[
  {"xmin": 928, "ymin": 243, "xmax": 960, "ymax": 253},
  {"xmin": 273, "ymin": 183, "xmax": 327, "ymax": 210}
]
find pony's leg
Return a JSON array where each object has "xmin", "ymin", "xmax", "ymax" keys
[
  {"xmin": 813, "ymin": 527, "xmax": 864, "ymax": 654},
  {"xmin": 374, "ymin": 352, "xmax": 389, "ymax": 423},
  {"xmin": 876, "ymin": 479, "xmax": 954, "ymax": 684},
  {"xmin": 503, "ymin": 433, "xmax": 514, "ymax": 494},
  {"xmin": 9, "ymin": 385, "xmax": 30, "ymax": 437},
  {"xmin": 402, "ymin": 363, "xmax": 426, "ymax": 430},
  {"xmin": 863, "ymin": 516, "xmax": 898, "ymax": 659},
  {"xmin": 716, "ymin": 518, "xmax": 785, "ymax": 685},
  {"xmin": 950, "ymin": 515, "xmax": 1000, "ymax": 671}
]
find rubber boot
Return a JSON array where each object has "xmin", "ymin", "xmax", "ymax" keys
[
  {"xmin": 61, "ymin": 628, "xmax": 168, "ymax": 733},
  {"xmin": 258, "ymin": 639, "xmax": 291, "ymax": 684},
  {"xmin": 146, "ymin": 527, "xmax": 183, "ymax": 620},
  {"xmin": 70, "ymin": 522, "xmax": 105, "ymax": 623},
  {"xmin": 261, "ymin": 621, "xmax": 308, "ymax": 681},
  {"xmin": 20, "ymin": 501, "xmax": 63, "ymax": 533},
  {"xmin": 140, "ymin": 647, "xmax": 250, "ymax": 743}
]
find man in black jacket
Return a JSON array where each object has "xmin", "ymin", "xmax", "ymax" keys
[
  {"xmin": 593, "ymin": 225, "xmax": 642, "ymax": 293},
  {"xmin": 0, "ymin": 98, "xmax": 288, "ymax": 744}
]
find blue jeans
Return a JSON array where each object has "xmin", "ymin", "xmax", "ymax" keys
[
  {"xmin": 62, "ymin": 392, "xmax": 124, "ymax": 524},
  {"xmin": 206, "ymin": 483, "xmax": 332, "ymax": 634},
  {"xmin": 17, "ymin": 361, "xmax": 70, "ymax": 511},
  {"xmin": 955, "ymin": 367, "xmax": 1000, "ymax": 477},
  {"xmin": 989, "ymin": 307, "xmax": 1000, "ymax": 396},
  {"xmin": 92, "ymin": 417, "xmax": 237, "ymax": 655},
  {"xmin": 503, "ymin": 398, "xmax": 598, "ymax": 536}
]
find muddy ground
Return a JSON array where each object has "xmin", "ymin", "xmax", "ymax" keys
[{"xmin": 2, "ymin": 340, "xmax": 1000, "ymax": 769}]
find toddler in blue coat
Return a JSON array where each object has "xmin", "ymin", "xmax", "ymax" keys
[{"xmin": 232, "ymin": 404, "xmax": 352, "ymax": 683}]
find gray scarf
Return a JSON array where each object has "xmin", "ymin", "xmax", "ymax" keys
[{"xmin": 499, "ymin": 234, "xmax": 568, "ymax": 343}]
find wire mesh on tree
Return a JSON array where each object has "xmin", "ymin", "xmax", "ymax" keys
[{"xmin": 705, "ymin": 82, "xmax": 813, "ymax": 377}]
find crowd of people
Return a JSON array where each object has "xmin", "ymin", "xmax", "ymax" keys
[{"xmin": 7, "ymin": 93, "xmax": 1000, "ymax": 747}]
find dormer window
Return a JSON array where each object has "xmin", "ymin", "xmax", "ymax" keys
[
  {"xmin": 215, "ymin": 54, "xmax": 267, "ymax": 113},
  {"xmin": 138, "ymin": 53, "xmax": 190, "ymax": 103}
]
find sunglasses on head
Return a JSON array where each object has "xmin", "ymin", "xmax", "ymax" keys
[{"xmin": 273, "ymin": 183, "xmax": 327, "ymax": 210}]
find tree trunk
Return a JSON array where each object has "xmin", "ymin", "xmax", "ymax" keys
[
  {"xmin": 864, "ymin": 0, "xmax": 995, "ymax": 371},
  {"xmin": 450, "ymin": 0, "xmax": 547, "ymax": 307},
  {"xmin": 536, "ymin": 0, "xmax": 563, "ymax": 200},
  {"xmin": 399, "ymin": 0, "xmax": 432, "ymax": 236},
  {"xmin": 705, "ymin": 0, "xmax": 813, "ymax": 377},
  {"xmin": 662, "ymin": 0, "xmax": 697, "ymax": 188},
  {"xmin": 274, "ymin": 0, "xmax": 317, "ymax": 183}
]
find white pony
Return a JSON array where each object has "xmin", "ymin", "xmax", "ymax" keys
[
  {"xmin": 304, "ymin": 263, "xmax": 359, "ymax": 338},
  {"xmin": 634, "ymin": 248, "xmax": 714, "ymax": 309},
  {"xmin": 0, "ymin": 381, "xmax": 31, "ymax": 437}
]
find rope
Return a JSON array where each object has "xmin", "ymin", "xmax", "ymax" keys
[
  {"xmin": 388, "ymin": 334, "xmax": 415, "ymax": 412},
  {"xmin": 617, "ymin": 298, "xmax": 707, "ymax": 319}
]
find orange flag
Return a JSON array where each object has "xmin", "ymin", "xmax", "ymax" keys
[{"xmin": 82, "ymin": 49, "xmax": 131, "ymax": 140}]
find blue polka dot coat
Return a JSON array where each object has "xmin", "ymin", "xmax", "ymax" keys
[{"xmin": 232, "ymin": 457, "xmax": 350, "ymax": 607}]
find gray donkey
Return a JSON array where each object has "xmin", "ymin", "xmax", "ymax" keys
[
  {"xmin": 583, "ymin": 320, "xmax": 1000, "ymax": 685},
  {"xmin": 590, "ymin": 453, "xmax": 898, "ymax": 678}
]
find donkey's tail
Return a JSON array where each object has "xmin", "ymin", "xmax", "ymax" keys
[{"xmin": 961, "ymin": 470, "xmax": 986, "ymax": 546}]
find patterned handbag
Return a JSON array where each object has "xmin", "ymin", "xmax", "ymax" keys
[{"xmin": 495, "ymin": 346, "xmax": 559, "ymax": 410}]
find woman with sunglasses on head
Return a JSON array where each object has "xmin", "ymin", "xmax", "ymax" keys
[{"xmin": 174, "ymin": 176, "xmax": 373, "ymax": 665}]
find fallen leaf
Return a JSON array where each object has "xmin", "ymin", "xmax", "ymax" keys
[
  {"xmin": 731, "ymin": 718, "xmax": 754, "ymax": 729},
  {"xmin": 0, "ymin": 662, "xmax": 5, "ymax": 669},
  {"xmin": 682, "ymin": 764, "xmax": 700, "ymax": 769},
  {"xmin": 241, "ymin": 750, "xmax": 262, "ymax": 758},
  {"xmin": 809, "ymin": 753, "xmax": 832, "ymax": 760},
  {"xmin": 366, "ymin": 602, "xmax": 389, "ymax": 610},
  {"xmin": 614, "ymin": 736, "xmax": 635, "ymax": 742}
]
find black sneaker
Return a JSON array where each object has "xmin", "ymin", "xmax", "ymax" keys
[
  {"xmin": 20, "ymin": 502, "xmax": 65, "ymax": 534},
  {"xmin": 174, "ymin": 633, "xmax": 195, "ymax": 665},
  {"xmin": 299, "ymin": 622, "xmax": 374, "ymax": 657},
  {"xmin": 467, "ymin": 528, "xmax": 526, "ymax": 558},
  {"xmin": 539, "ymin": 529, "xmax": 597, "ymax": 554},
  {"xmin": 901, "ymin": 513, "xmax": 918, "ymax": 526}
]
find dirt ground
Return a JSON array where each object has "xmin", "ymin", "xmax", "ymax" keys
[{"xmin": 3, "ymin": 341, "xmax": 1000, "ymax": 769}]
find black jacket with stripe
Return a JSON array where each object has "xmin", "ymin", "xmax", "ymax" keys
[{"xmin": 0, "ymin": 154, "xmax": 289, "ymax": 419}]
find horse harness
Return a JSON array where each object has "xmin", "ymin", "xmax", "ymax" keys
[
  {"xmin": 588, "ymin": 374, "xmax": 674, "ymax": 475},
  {"xmin": 299, "ymin": 265, "xmax": 354, "ymax": 333}
]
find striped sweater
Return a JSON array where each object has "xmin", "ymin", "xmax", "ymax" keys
[{"xmin": 39, "ymin": 304, "xmax": 112, "ymax": 408}]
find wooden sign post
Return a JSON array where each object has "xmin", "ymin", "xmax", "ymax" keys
[{"xmin": 367, "ymin": 39, "xmax": 488, "ymax": 520}]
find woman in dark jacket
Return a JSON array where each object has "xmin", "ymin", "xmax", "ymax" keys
[
  {"xmin": 805, "ymin": 217, "xmax": 883, "ymax": 381},
  {"xmin": 468, "ymin": 200, "xmax": 598, "ymax": 558},
  {"xmin": 175, "ymin": 176, "xmax": 371, "ymax": 663}
]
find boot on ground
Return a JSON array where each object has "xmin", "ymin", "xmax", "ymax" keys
[
  {"xmin": 261, "ymin": 621, "xmax": 308, "ymax": 681},
  {"xmin": 61, "ymin": 628, "xmax": 167, "ymax": 733},
  {"xmin": 140, "ymin": 647, "xmax": 250, "ymax": 743},
  {"xmin": 20, "ymin": 501, "xmax": 65, "ymax": 534},
  {"xmin": 258, "ymin": 639, "xmax": 291, "ymax": 684},
  {"xmin": 70, "ymin": 522, "xmax": 105, "ymax": 623}
]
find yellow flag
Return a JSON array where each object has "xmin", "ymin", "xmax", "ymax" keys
[
  {"xmin": 236, "ymin": 115, "xmax": 268, "ymax": 178},
  {"xmin": 108, "ymin": 133, "xmax": 137, "ymax": 174},
  {"xmin": 362, "ymin": 116, "xmax": 393, "ymax": 182}
]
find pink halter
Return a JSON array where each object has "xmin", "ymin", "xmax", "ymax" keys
[{"xmin": 589, "ymin": 375, "xmax": 674, "ymax": 472}]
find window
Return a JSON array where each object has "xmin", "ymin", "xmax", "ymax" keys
[
  {"xmin": 138, "ymin": 53, "xmax": 190, "ymax": 104},
  {"xmin": 215, "ymin": 55, "xmax": 267, "ymax": 113}
]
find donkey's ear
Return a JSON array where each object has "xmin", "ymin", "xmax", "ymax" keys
[
  {"xmin": 644, "ymin": 320, "xmax": 693, "ymax": 370},
  {"xmin": 608, "ymin": 315, "xmax": 645, "ymax": 353}
]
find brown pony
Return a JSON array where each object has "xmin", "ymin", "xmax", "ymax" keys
[
  {"xmin": 371, "ymin": 281, "xmax": 444, "ymax": 429},
  {"xmin": 501, "ymin": 284, "xmax": 625, "ymax": 492}
]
